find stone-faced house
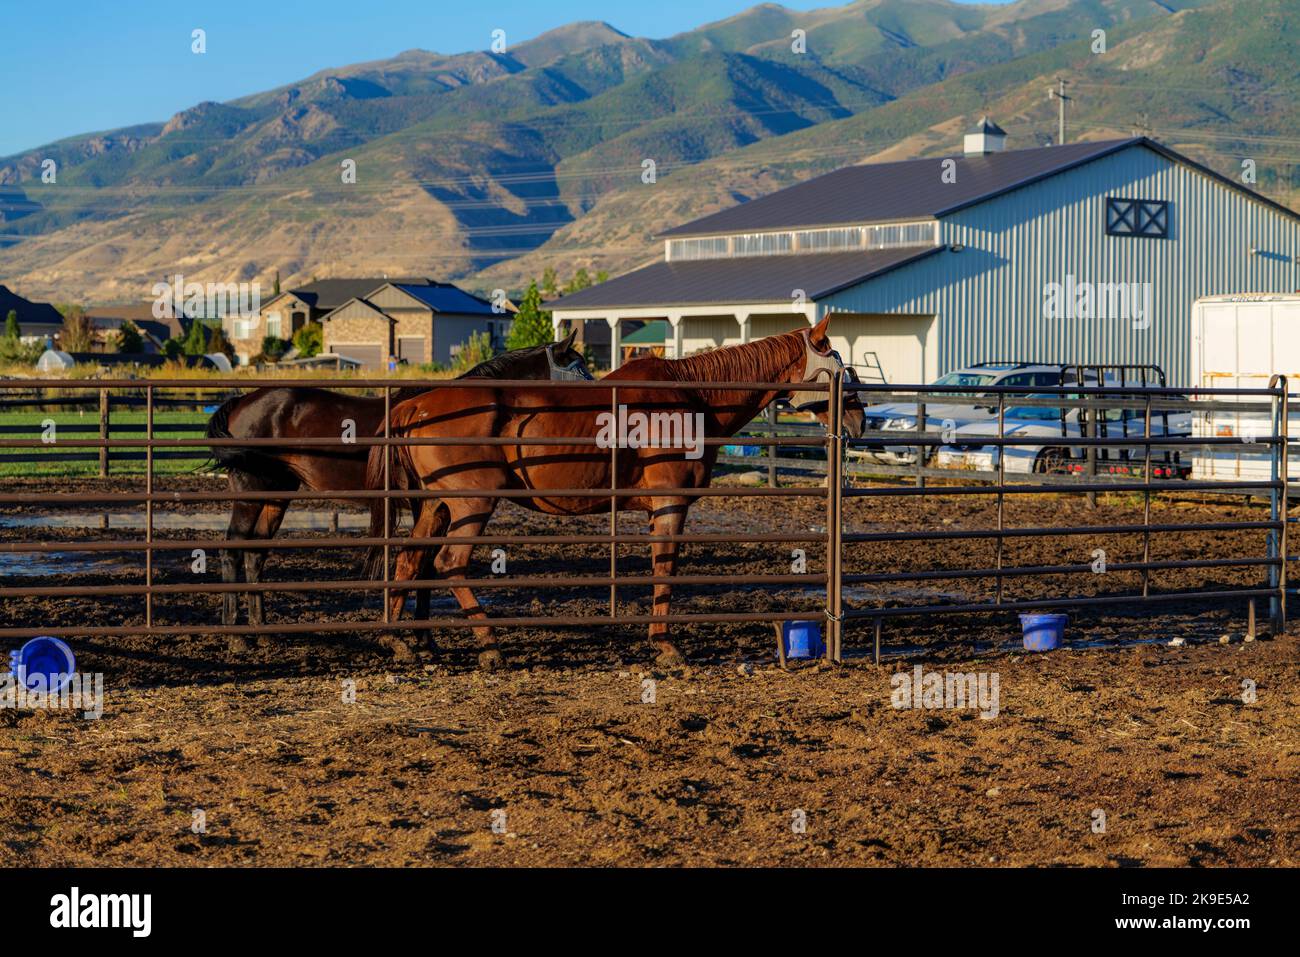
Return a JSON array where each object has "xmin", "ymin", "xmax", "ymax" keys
[
  {"xmin": 322, "ymin": 282, "xmax": 504, "ymax": 369},
  {"xmin": 227, "ymin": 277, "xmax": 503, "ymax": 368}
]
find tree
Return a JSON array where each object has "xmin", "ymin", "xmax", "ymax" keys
[
  {"xmin": 58, "ymin": 305, "xmax": 95, "ymax": 352},
  {"xmin": 450, "ymin": 330, "xmax": 495, "ymax": 374},
  {"xmin": 292, "ymin": 322, "xmax": 323, "ymax": 359},
  {"xmin": 4, "ymin": 309, "xmax": 19, "ymax": 339},
  {"xmin": 541, "ymin": 267, "xmax": 559, "ymax": 299},
  {"xmin": 162, "ymin": 338, "xmax": 183, "ymax": 360},
  {"xmin": 180, "ymin": 318, "xmax": 211, "ymax": 355},
  {"xmin": 114, "ymin": 321, "xmax": 143, "ymax": 353},
  {"xmin": 208, "ymin": 326, "xmax": 236, "ymax": 360},
  {"xmin": 564, "ymin": 268, "xmax": 592, "ymax": 295},
  {"xmin": 505, "ymin": 281, "xmax": 553, "ymax": 351}
]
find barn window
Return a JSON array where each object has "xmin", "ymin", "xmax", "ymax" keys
[{"xmin": 1106, "ymin": 198, "xmax": 1170, "ymax": 238}]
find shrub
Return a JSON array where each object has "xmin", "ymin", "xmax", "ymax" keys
[
  {"xmin": 450, "ymin": 330, "xmax": 495, "ymax": 374},
  {"xmin": 292, "ymin": 322, "xmax": 323, "ymax": 359}
]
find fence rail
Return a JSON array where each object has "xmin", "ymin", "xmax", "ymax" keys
[{"xmin": 0, "ymin": 375, "xmax": 1290, "ymax": 663}]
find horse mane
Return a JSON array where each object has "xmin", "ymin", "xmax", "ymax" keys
[
  {"xmin": 656, "ymin": 330, "xmax": 804, "ymax": 383},
  {"xmin": 457, "ymin": 341, "xmax": 552, "ymax": 380},
  {"xmin": 389, "ymin": 341, "xmax": 553, "ymax": 402}
]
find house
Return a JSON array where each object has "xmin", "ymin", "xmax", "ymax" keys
[
  {"xmin": 227, "ymin": 277, "xmax": 506, "ymax": 368},
  {"xmin": 550, "ymin": 121, "xmax": 1300, "ymax": 386},
  {"xmin": 321, "ymin": 282, "xmax": 504, "ymax": 369},
  {"xmin": 84, "ymin": 303, "xmax": 185, "ymax": 353},
  {"xmin": 0, "ymin": 284, "xmax": 64, "ymax": 344}
]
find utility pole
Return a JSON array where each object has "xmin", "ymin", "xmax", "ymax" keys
[{"xmin": 1048, "ymin": 77, "xmax": 1071, "ymax": 144}]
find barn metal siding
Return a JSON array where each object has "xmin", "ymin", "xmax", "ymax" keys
[{"xmin": 820, "ymin": 145, "xmax": 1300, "ymax": 385}]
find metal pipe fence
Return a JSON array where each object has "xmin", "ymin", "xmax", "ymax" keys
[{"xmin": 0, "ymin": 374, "xmax": 1290, "ymax": 664}]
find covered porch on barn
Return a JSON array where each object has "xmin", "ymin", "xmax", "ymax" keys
[
  {"xmin": 551, "ymin": 305, "xmax": 937, "ymax": 383},
  {"xmin": 551, "ymin": 305, "xmax": 820, "ymax": 370}
]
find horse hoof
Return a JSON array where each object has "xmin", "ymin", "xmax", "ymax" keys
[
  {"xmin": 384, "ymin": 637, "xmax": 417, "ymax": 662},
  {"xmin": 478, "ymin": 649, "xmax": 506, "ymax": 672},
  {"xmin": 655, "ymin": 647, "xmax": 687, "ymax": 669}
]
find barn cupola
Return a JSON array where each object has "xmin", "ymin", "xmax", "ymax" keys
[{"xmin": 964, "ymin": 116, "xmax": 1007, "ymax": 155}]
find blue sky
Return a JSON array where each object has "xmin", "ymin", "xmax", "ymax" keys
[{"xmin": 0, "ymin": 0, "xmax": 1007, "ymax": 156}]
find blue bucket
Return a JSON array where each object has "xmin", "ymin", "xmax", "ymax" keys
[
  {"xmin": 8, "ymin": 637, "xmax": 77, "ymax": 693},
  {"xmin": 1019, "ymin": 614, "xmax": 1067, "ymax": 651},
  {"xmin": 782, "ymin": 621, "xmax": 825, "ymax": 659}
]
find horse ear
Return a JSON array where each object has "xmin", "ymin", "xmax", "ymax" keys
[
  {"xmin": 557, "ymin": 329, "xmax": 577, "ymax": 351},
  {"xmin": 810, "ymin": 313, "xmax": 832, "ymax": 346}
]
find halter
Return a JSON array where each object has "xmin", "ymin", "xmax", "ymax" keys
[
  {"xmin": 547, "ymin": 343, "xmax": 593, "ymax": 381},
  {"xmin": 788, "ymin": 330, "xmax": 858, "ymax": 411}
]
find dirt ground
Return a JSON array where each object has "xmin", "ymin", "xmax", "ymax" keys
[{"xmin": 0, "ymin": 474, "xmax": 1296, "ymax": 866}]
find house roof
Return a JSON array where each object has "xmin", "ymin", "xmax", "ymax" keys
[
  {"xmin": 320, "ymin": 296, "xmax": 390, "ymax": 323},
  {"xmin": 660, "ymin": 137, "xmax": 1300, "ymax": 238},
  {"xmin": 87, "ymin": 304, "xmax": 185, "ymax": 340},
  {"xmin": 0, "ymin": 284, "xmax": 63, "ymax": 327},
  {"xmin": 551, "ymin": 245, "xmax": 944, "ymax": 311},
  {"xmin": 392, "ymin": 283, "xmax": 498, "ymax": 315},
  {"xmin": 273, "ymin": 277, "xmax": 435, "ymax": 313}
]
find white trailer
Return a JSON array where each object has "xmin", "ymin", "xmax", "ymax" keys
[{"xmin": 1190, "ymin": 294, "xmax": 1300, "ymax": 481}]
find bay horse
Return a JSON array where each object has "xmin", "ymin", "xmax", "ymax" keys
[
  {"xmin": 205, "ymin": 333, "xmax": 589, "ymax": 631},
  {"xmin": 363, "ymin": 316, "xmax": 864, "ymax": 670}
]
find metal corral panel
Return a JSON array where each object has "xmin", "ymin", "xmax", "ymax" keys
[{"xmin": 819, "ymin": 143, "xmax": 1300, "ymax": 386}]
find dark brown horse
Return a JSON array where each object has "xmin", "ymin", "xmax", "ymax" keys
[
  {"xmin": 206, "ymin": 334, "xmax": 589, "ymax": 630},
  {"xmin": 364, "ymin": 317, "xmax": 863, "ymax": 669}
]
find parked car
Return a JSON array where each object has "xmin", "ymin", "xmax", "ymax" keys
[
  {"xmin": 852, "ymin": 362, "xmax": 1170, "ymax": 467},
  {"xmin": 934, "ymin": 392, "xmax": 1192, "ymax": 476}
]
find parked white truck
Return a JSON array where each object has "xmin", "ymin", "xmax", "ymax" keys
[{"xmin": 1191, "ymin": 294, "xmax": 1300, "ymax": 482}]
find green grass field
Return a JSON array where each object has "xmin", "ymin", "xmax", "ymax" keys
[{"xmin": 0, "ymin": 410, "xmax": 211, "ymax": 477}]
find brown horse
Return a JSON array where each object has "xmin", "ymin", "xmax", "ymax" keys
[
  {"xmin": 364, "ymin": 316, "xmax": 863, "ymax": 669},
  {"xmin": 205, "ymin": 334, "xmax": 589, "ymax": 630}
]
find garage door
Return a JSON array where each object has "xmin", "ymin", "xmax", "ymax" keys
[
  {"xmin": 397, "ymin": 336, "xmax": 426, "ymax": 365},
  {"xmin": 330, "ymin": 344, "xmax": 384, "ymax": 369},
  {"xmin": 828, "ymin": 313, "xmax": 935, "ymax": 385}
]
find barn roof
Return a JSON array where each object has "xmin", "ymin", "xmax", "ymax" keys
[
  {"xmin": 551, "ymin": 246, "xmax": 943, "ymax": 310},
  {"xmin": 660, "ymin": 137, "xmax": 1300, "ymax": 238}
]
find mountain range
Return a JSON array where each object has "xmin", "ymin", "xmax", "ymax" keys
[{"xmin": 0, "ymin": 0, "xmax": 1295, "ymax": 305}]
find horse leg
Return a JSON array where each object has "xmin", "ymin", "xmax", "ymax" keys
[
  {"xmin": 243, "ymin": 497, "xmax": 290, "ymax": 628},
  {"xmin": 433, "ymin": 498, "xmax": 500, "ymax": 671},
  {"xmin": 220, "ymin": 498, "xmax": 262, "ymax": 628},
  {"xmin": 647, "ymin": 498, "xmax": 691, "ymax": 667},
  {"xmin": 410, "ymin": 502, "xmax": 449, "ymax": 652},
  {"xmin": 383, "ymin": 503, "xmax": 443, "ymax": 661}
]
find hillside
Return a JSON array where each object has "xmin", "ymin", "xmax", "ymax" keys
[{"xmin": 2, "ymin": 0, "xmax": 1290, "ymax": 304}]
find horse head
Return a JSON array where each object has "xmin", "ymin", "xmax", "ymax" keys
[
  {"xmin": 547, "ymin": 329, "xmax": 593, "ymax": 381},
  {"xmin": 786, "ymin": 316, "xmax": 865, "ymax": 439}
]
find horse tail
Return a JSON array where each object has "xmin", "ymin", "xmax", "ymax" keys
[
  {"xmin": 203, "ymin": 394, "xmax": 259, "ymax": 474},
  {"xmin": 363, "ymin": 434, "xmax": 417, "ymax": 579}
]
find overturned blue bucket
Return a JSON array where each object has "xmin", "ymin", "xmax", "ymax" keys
[
  {"xmin": 1019, "ymin": 614, "xmax": 1067, "ymax": 651},
  {"xmin": 782, "ymin": 621, "xmax": 825, "ymax": 660},
  {"xmin": 8, "ymin": 637, "xmax": 77, "ymax": 693}
]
